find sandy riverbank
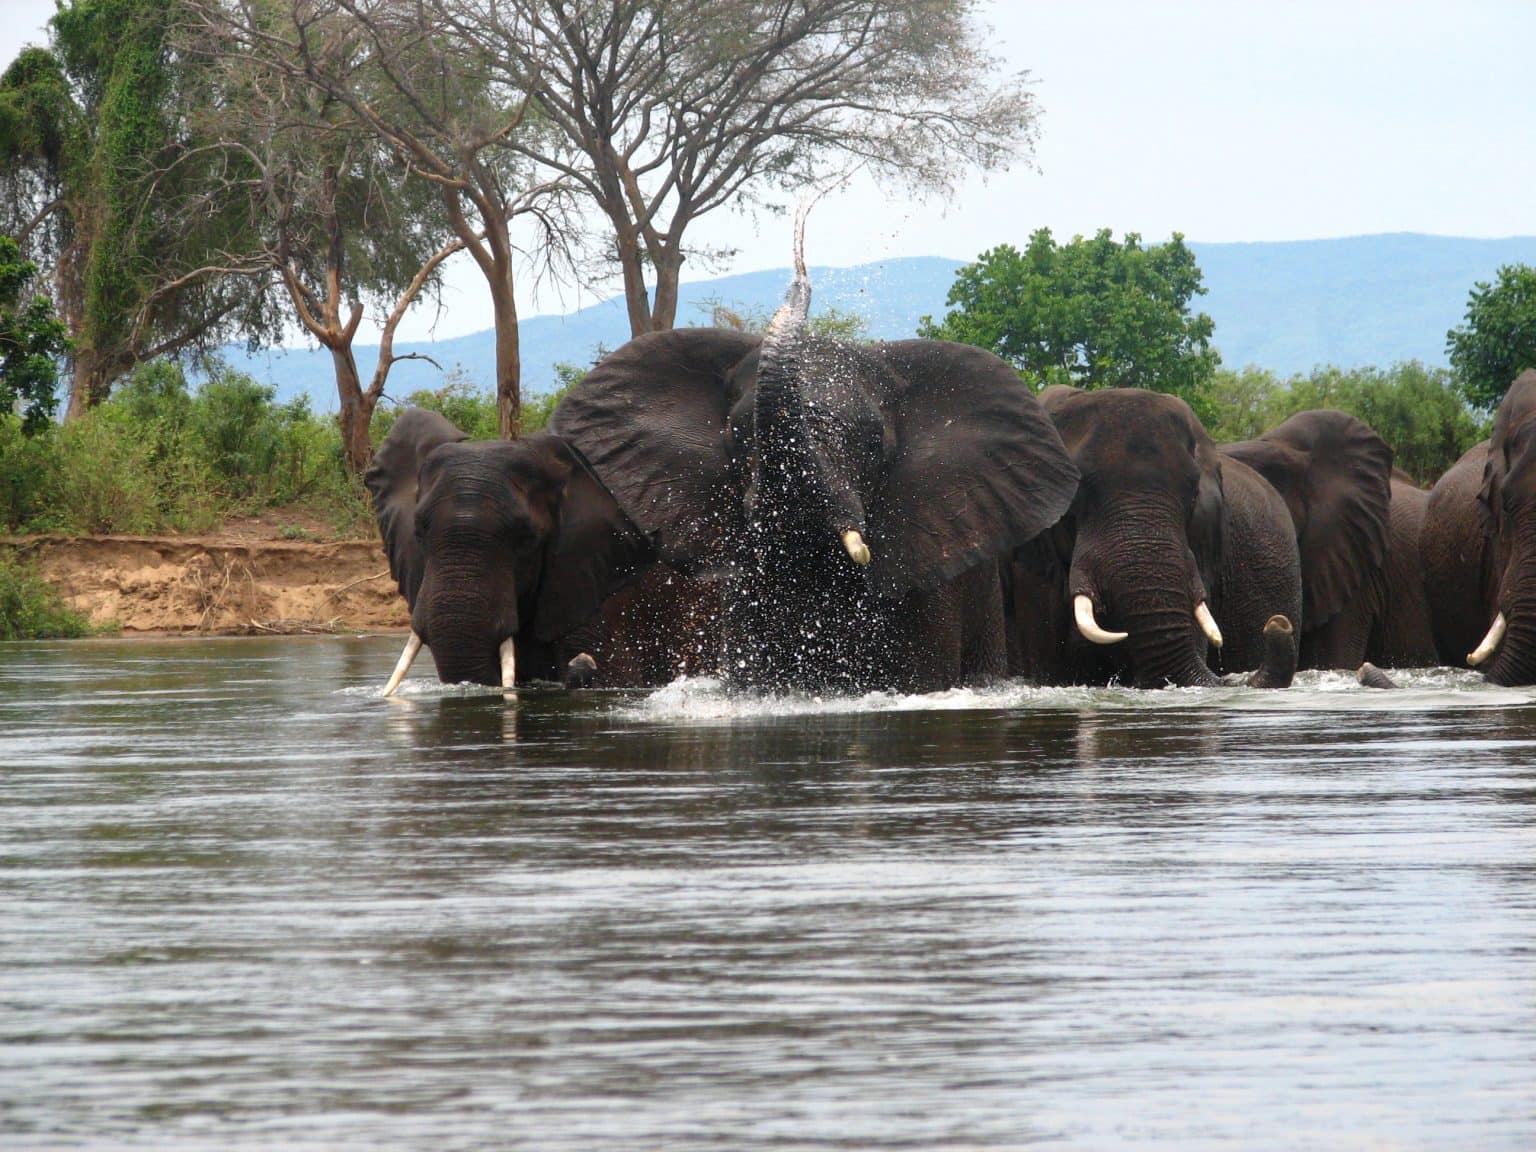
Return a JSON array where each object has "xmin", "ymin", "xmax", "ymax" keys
[{"xmin": 5, "ymin": 527, "xmax": 409, "ymax": 636}]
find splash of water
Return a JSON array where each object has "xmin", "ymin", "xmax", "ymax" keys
[{"xmin": 620, "ymin": 668, "xmax": 1536, "ymax": 722}]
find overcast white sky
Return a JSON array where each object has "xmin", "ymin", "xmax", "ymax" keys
[{"xmin": 5, "ymin": 0, "xmax": 1534, "ymax": 341}]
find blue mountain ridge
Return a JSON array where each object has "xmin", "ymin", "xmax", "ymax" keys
[{"xmin": 222, "ymin": 233, "xmax": 1536, "ymax": 410}]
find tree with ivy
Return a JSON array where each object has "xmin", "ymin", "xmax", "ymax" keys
[
  {"xmin": 1447, "ymin": 263, "xmax": 1536, "ymax": 411},
  {"xmin": 0, "ymin": 1, "xmax": 277, "ymax": 418},
  {"xmin": 0, "ymin": 234, "xmax": 68, "ymax": 433},
  {"xmin": 918, "ymin": 228, "xmax": 1220, "ymax": 419}
]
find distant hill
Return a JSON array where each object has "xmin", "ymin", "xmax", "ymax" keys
[{"xmin": 223, "ymin": 233, "xmax": 1536, "ymax": 409}]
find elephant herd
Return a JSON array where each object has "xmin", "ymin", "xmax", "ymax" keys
[{"xmin": 363, "ymin": 260, "xmax": 1536, "ymax": 698}]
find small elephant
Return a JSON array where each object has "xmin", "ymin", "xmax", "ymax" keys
[
  {"xmin": 364, "ymin": 408, "xmax": 714, "ymax": 693},
  {"xmin": 1423, "ymin": 369, "xmax": 1536, "ymax": 684},
  {"xmin": 549, "ymin": 264, "xmax": 1081, "ymax": 693},
  {"xmin": 1009, "ymin": 385, "xmax": 1300, "ymax": 688},
  {"xmin": 1220, "ymin": 409, "xmax": 1411, "ymax": 670},
  {"xmin": 1368, "ymin": 470, "xmax": 1439, "ymax": 669}
]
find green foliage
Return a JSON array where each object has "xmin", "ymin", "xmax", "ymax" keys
[
  {"xmin": 372, "ymin": 371, "xmax": 500, "ymax": 443},
  {"xmin": 50, "ymin": 0, "xmax": 175, "ymax": 379},
  {"xmin": 0, "ymin": 413, "xmax": 63, "ymax": 528},
  {"xmin": 1203, "ymin": 361, "xmax": 1488, "ymax": 486},
  {"xmin": 1447, "ymin": 263, "xmax": 1536, "ymax": 410},
  {"xmin": 371, "ymin": 364, "xmax": 577, "ymax": 441},
  {"xmin": 3, "ymin": 2, "xmax": 280, "ymax": 409},
  {"xmin": 0, "ymin": 47, "xmax": 77, "ymax": 173},
  {"xmin": 0, "ymin": 235, "xmax": 69, "ymax": 432},
  {"xmin": 0, "ymin": 358, "xmax": 364, "ymax": 535},
  {"xmin": 919, "ymin": 228, "xmax": 1220, "ymax": 419},
  {"xmin": 0, "ymin": 549, "xmax": 95, "ymax": 639}
]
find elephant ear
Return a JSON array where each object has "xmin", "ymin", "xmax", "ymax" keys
[
  {"xmin": 1222, "ymin": 409, "xmax": 1392, "ymax": 626},
  {"xmin": 1190, "ymin": 437, "xmax": 1227, "ymax": 598},
  {"xmin": 363, "ymin": 407, "xmax": 468, "ymax": 608},
  {"xmin": 863, "ymin": 340, "xmax": 1080, "ymax": 598},
  {"xmin": 1478, "ymin": 369, "xmax": 1536, "ymax": 533},
  {"xmin": 548, "ymin": 328, "xmax": 760, "ymax": 573},
  {"xmin": 524, "ymin": 438, "xmax": 656, "ymax": 644}
]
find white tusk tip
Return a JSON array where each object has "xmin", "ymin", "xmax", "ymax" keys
[{"xmin": 842, "ymin": 529, "xmax": 871, "ymax": 566}]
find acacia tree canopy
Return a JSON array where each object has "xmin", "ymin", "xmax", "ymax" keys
[
  {"xmin": 1447, "ymin": 263, "xmax": 1536, "ymax": 411},
  {"xmin": 443, "ymin": 0, "xmax": 1039, "ymax": 337},
  {"xmin": 919, "ymin": 228, "xmax": 1220, "ymax": 417}
]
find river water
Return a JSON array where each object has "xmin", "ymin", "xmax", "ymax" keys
[{"xmin": 3, "ymin": 635, "xmax": 1536, "ymax": 1149}]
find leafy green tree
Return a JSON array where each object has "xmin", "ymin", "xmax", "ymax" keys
[
  {"xmin": 1203, "ymin": 361, "xmax": 1487, "ymax": 486},
  {"xmin": 919, "ymin": 228, "xmax": 1220, "ymax": 418},
  {"xmin": 0, "ymin": 235, "xmax": 68, "ymax": 432},
  {"xmin": 0, "ymin": 2, "xmax": 278, "ymax": 417},
  {"xmin": 1447, "ymin": 263, "xmax": 1536, "ymax": 410}
]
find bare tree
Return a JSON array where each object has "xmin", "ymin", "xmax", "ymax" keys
[
  {"xmin": 165, "ymin": 24, "xmax": 473, "ymax": 473},
  {"xmin": 437, "ymin": 0, "xmax": 1039, "ymax": 336},
  {"xmin": 193, "ymin": 0, "xmax": 578, "ymax": 437}
]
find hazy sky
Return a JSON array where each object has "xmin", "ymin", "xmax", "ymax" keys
[{"xmin": 4, "ymin": 0, "xmax": 1533, "ymax": 340}]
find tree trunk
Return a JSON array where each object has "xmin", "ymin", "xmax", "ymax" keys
[
  {"xmin": 489, "ymin": 272, "xmax": 522, "ymax": 439},
  {"xmin": 614, "ymin": 225, "xmax": 654, "ymax": 337},
  {"xmin": 650, "ymin": 246, "xmax": 684, "ymax": 331},
  {"xmin": 64, "ymin": 342, "xmax": 130, "ymax": 420},
  {"xmin": 331, "ymin": 343, "xmax": 375, "ymax": 476}
]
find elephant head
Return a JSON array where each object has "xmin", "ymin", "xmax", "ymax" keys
[
  {"xmin": 1029, "ymin": 386, "xmax": 1229, "ymax": 688},
  {"xmin": 1220, "ymin": 409, "xmax": 1393, "ymax": 669},
  {"xmin": 364, "ymin": 408, "xmax": 652, "ymax": 692},
  {"xmin": 1466, "ymin": 369, "xmax": 1536, "ymax": 683},
  {"xmin": 550, "ymin": 269, "xmax": 1079, "ymax": 691}
]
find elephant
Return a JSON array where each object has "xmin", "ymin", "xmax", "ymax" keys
[
  {"xmin": 1220, "ymin": 409, "xmax": 1419, "ymax": 671},
  {"xmin": 364, "ymin": 407, "xmax": 718, "ymax": 693},
  {"xmin": 1367, "ymin": 470, "xmax": 1438, "ymax": 669},
  {"xmin": 1422, "ymin": 369, "xmax": 1536, "ymax": 684},
  {"xmin": 1008, "ymin": 385, "xmax": 1302, "ymax": 689},
  {"xmin": 547, "ymin": 261, "xmax": 1081, "ymax": 694}
]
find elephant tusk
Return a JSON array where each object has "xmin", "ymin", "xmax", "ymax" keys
[
  {"xmin": 382, "ymin": 631, "xmax": 423, "ymax": 697},
  {"xmin": 842, "ymin": 529, "xmax": 872, "ymax": 566},
  {"xmin": 1467, "ymin": 611, "xmax": 1508, "ymax": 666},
  {"xmin": 1074, "ymin": 594, "xmax": 1127, "ymax": 645},
  {"xmin": 500, "ymin": 637, "xmax": 518, "ymax": 690},
  {"xmin": 1195, "ymin": 601, "xmax": 1223, "ymax": 649}
]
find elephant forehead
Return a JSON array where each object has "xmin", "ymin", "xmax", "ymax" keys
[{"xmin": 1067, "ymin": 395, "xmax": 1197, "ymax": 458}]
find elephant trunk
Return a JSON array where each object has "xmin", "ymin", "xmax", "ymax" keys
[
  {"xmin": 753, "ymin": 248, "xmax": 812, "ymax": 472},
  {"xmin": 1478, "ymin": 519, "xmax": 1536, "ymax": 685},
  {"xmin": 1071, "ymin": 515, "xmax": 1220, "ymax": 689},
  {"xmin": 413, "ymin": 577, "xmax": 517, "ymax": 688}
]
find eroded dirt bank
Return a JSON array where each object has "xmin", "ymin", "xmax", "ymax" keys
[{"xmin": 6, "ymin": 533, "xmax": 409, "ymax": 635}]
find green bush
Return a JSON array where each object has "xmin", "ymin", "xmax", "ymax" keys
[
  {"xmin": 0, "ymin": 550, "xmax": 95, "ymax": 639},
  {"xmin": 0, "ymin": 414, "xmax": 64, "ymax": 531},
  {"xmin": 373, "ymin": 371, "xmax": 500, "ymax": 442},
  {"xmin": 1204, "ymin": 361, "xmax": 1488, "ymax": 485},
  {"xmin": 0, "ymin": 358, "xmax": 368, "ymax": 536}
]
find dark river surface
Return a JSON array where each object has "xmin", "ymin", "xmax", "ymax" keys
[{"xmin": 4, "ymin": 635, "xmax": 1536, "ymax": 1149}]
